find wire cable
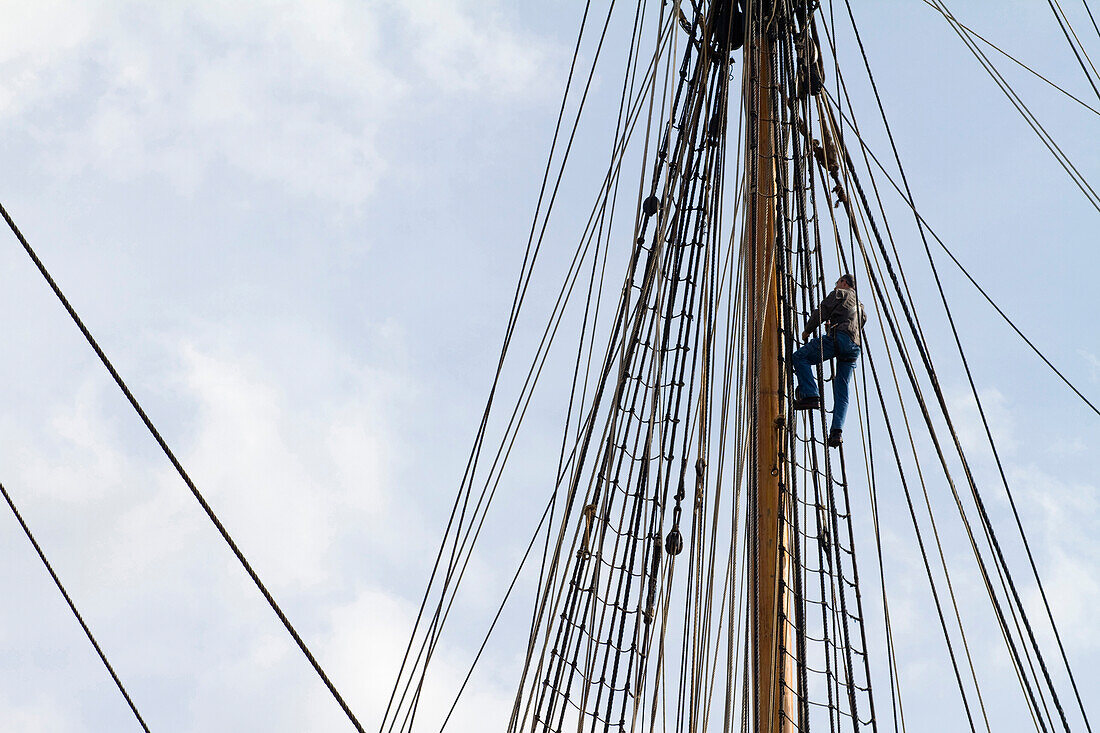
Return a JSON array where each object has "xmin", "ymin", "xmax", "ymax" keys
[
  {"xmin": 1045, "ymin": 0, "xmax": 1100, "ymax": 101},
  {"xmin": 823, "ymin": 100, "xmax": 1100, "ymax": 420},
  {"xmin": 919, "ymin": 0, "xmax": 1100, "ymax": 117},
  {"xmin": 0, "ymin": 202, "xmax": 366, "ymax": 733},
  {"xmin": 0, "ymin": 480, "xmax": 150, "ymax": 732}
]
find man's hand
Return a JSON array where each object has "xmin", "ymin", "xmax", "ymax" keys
[{"xmin": 801, "ymin": 329, "xmax": 811, "ymax": 342}]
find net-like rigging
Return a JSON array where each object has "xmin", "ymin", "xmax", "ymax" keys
[
  {"xmin": 2, "ymin": 1, "xmax": 1095, "ymax": 731},
  {"xmin": 387, "ymin": 1, "xmax": 1097, "ymax": 732}
]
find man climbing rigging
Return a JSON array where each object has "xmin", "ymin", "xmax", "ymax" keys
[{"xmin": 792, "ymin": 273, "xmax": 867, "ymax": 448}]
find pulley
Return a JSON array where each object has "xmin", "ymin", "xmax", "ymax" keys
[
  {"xmin": 665, "ymin": 527, "xmax": 684, "ymax": 556},
  {"xmin": 709, "ymin": 0, "xmax": 745, "ymax": 56}
]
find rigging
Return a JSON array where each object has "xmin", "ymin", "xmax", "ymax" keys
[{"xmin": 389, "ymin": 2, "xmax": 1097, "ymax": 732}]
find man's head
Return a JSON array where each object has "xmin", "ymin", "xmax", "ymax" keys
[{"xmin": 836, "ymin": 273, "xmax": 855, "ymax": 290}]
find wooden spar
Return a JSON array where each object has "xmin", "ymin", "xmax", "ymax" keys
[{"xmin": 743, "ymin": 25, "xmax": 797, "ymax": 733}]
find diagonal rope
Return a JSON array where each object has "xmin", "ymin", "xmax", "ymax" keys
[
  {"xmin": 0, "ymin": 202, "xmax": 366, "ymax": 733},
  {"xmin": 1045, "ymin": 0, "xmax": 1100, "ymax": 100},
  {"xmin": 929, "ymin": 0, "xmax": 1100, "ymax": 213},
  {"xmin": 919, "ymin": 0, "xmax": 1100, "ymax": 117},
  {"xmin": 823, "ymin": 100, "xmax": 1100, "ymax": 420},
  {"xmin": 1084, "ymin": 0, "xmax": 1100, "ymax": 41},
  {"xmin": 0, "ymin": 480, "xmax": 150, "ymax": 732}
]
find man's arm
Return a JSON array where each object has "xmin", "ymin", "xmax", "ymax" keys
[{"xmin": 803, "ymin": 290, "xmax": 838, "ymax": 339}]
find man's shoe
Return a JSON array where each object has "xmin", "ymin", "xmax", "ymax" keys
[
  {"xmin": 793, "ymin": 395, "xmax": 821, "ymax": 411},
  {"xmin": 827, "ymin": 429, "xmax": 843, "ymax": 448}
]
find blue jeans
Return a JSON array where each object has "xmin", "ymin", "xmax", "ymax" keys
[{"xmin": 792, "ymin": 332, "xmax": 861, "ymax": 432}]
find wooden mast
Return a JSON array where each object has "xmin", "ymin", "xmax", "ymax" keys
[{"xmin": 743, "ymin": 19, "xmax": 797, "ymax": 733}]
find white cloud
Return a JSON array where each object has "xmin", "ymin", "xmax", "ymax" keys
[
  {"xmin": 168, "ymin": 334, "xmax": 406, "ymax": 591},
  {"xmin": 0, "ymin": 0, "xmax": 97, "ymax": 116},
  {"xmin": 0, "ymin": 325, "xmax": 418, "ymax": 730},
  {"xmin": 180, "ymin": 343, "xmax": 342, "ymax": 587},
  {"xmin": 0, "ymin": 0, "xmax": 561, "ymax": 206},
  {"xmin": 397, "ymin": 0, "xmax": 558, "ymax": 97},
  {"xmin": 18, "ymin": 377, "xmax": 132, "ymax": 505},
  {"xmin": 1012, "ymin": 464, "xmax": 1100, "ymax": 650},
  {"xmin": 306, "ymin": 586, "xmax": 515, "ymax": 732},
  {"xmin": 0, "ymin": 691, "xmax": 74, "ymax": 733},
  {"xmin": 1047, "ymin": 435, "xmax": 1087, "ymax": 457},
  {"xmin": 1079, "ymin": 349, "xmax": 1100, "ymax": 382},
  {"xmin": 946, "ymin": 386, "xmax": 1016, "ymax": 458}
]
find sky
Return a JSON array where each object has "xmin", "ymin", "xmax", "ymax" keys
[{"xmin": 0, "ymin": 1, "xmax": 1096, "ymax": 731}]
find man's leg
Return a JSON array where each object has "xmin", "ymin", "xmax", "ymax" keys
[
  {"xmin": 792, "ymin": 335, "xmax": 836, "ymax": 410},
  {"xmin": 791, "ymin": 337, "xmax": 823, "ymax": 399},
  {"xmin": 831, "ymin": 357, "xmax": 857, "ymax": 432},
  {"xmin": 829, "ymin": 334, "xmax": 861, "ymax": 433}
]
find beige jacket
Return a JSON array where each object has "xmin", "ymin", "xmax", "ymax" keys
[{"xmin": 805, "ymin": 287, "xmax": 867, "ymax": 346}]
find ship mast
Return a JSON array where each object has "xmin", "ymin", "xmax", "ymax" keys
[
  {"xmin": 379, "ymin": 3, "xmax": 1098, "ymax": 732},
  {"xmin": 743, "ymin": 17, "xmax": 796, "ymax": 733}
]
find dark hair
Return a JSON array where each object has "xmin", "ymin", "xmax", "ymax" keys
[{"xmin": 839, "ymin": 273, "xmax": 855, "ymax": 288}]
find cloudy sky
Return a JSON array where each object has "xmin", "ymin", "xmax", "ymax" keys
[{"xmin": 0, "ymin": 1, "xmax": 1096, "ymax": 731}]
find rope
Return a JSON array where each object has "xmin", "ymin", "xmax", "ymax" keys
[
  {"xmin": 838, "ymin": 3, "xmax": 1092, "ymax": 727},
  {"xmin": 1044, "ymin": 0, "xmax": 1100, "ymax": 101},
  {"xmin": 919, "ymin": 0, "xmax": 1100, "ymax": 117},
  {"xmin": 823, "ymin": 79, "xmax": 1060, "ymax": 729},
  {"xmin": 397, "ymin": 3, "xmax": 1096, "ymax": 730},
  {"xmin": 0, "ymin": 202, "xmax": 365, "ymax": 732},
  {"xmin": 0, "ymin": 481, "xmax": 150, "ymax": 731},
  {"xmin": 928, "ymin": 0, "xmax": 1100, "ymax": 213},
  {"xmin": 1084, "ymin": 0, "xmax": 1100, "ymax": 42},
  {"xmin": 824, "ymin": 95, "xmax": 1100, "ymax": 420}
]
